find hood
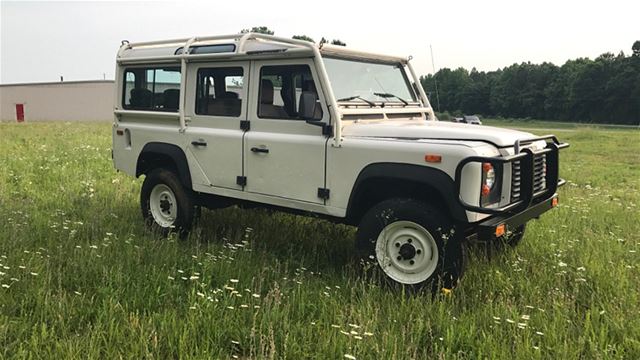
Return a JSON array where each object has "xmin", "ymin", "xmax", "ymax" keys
[{"xmin": 341, "ymin": 120, "xmax": 537, "ymax": 147}]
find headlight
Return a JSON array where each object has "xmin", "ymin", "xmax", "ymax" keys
[
  {"xmin": 481, "ymin": 162, "xmax": 501, "ymax": 206},
  {"xmin": 483, "ymin": 163, "xmax": 496, "ymax": 190}
]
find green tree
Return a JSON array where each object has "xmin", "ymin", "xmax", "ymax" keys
[
  {"xmin": 240, "ymin": 26, "xmax": 275, "ymax": 35},
  {"xmin": 292, "ymin": 35, "xmax": 314, "ymax": 43},
  {"xmin": 330, "ymin": 39, "xmax": 346, "ymax": 46},
  {"xmin": 633, "ymin": 40, "xmax": 640, "ymax": 57}
]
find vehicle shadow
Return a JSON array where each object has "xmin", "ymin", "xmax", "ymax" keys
[{"xmin": 190, "ymin": 206, "xmax": 359, "ymax": 273}]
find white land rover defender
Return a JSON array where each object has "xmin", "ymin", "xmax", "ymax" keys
[{"xmin": 112, "ymin": 33, "xmax": 568, "ymax": 290}]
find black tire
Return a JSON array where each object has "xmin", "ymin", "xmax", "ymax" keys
[
  {"xmin": 356, "ymin": 198, "xmax": 467, "ymax": 292},
  {"xmin": 140, "ymin": 168, "xmax": 195, "ymax": 238}
]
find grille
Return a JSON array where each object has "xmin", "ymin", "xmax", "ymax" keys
[{"xmin": 511, "ymin": 154, "xmax": 547, "ymax": 202}]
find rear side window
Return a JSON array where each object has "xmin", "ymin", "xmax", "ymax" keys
[
  {"xmin": 123, "ymin": 67, "xmax": 181, "ymax": 111},
  {"xmin": 195, "ymin": 67, "xmax": 244, "ymax": 117}
]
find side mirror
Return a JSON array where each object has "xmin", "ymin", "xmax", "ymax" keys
[{"xmin": 306, "ymin": 119, "xmax": 333, "ymax": 136}]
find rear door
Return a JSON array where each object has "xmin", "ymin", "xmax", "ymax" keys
[
  {"xmin": 243, "ymin": 59, "xmax": 330, "ymax": 204},
  {"xmin": 184, "ymin": 62, "xmax": 248, "ymax": 189}
]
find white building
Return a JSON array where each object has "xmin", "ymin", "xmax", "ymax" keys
[{"xmin": 0, "ymin": 80, "xmax": 114, "ymax": 122}]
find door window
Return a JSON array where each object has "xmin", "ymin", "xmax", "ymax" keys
[
  {"xmin": 196, "ymin": 67, "xmax": 244, "ymax": 117},
  {"xmin": 258, "ymin": 65, "xmax": 323, "ymax": 120}
]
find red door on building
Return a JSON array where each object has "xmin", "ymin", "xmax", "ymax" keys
[{"xmin": 16, "ymin": 104, "xmax": 25, "ymax": 122}]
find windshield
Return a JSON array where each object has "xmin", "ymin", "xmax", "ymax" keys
[{"xmin": 322, "ymin": 57, "xmax": 417, "ymax": 104}]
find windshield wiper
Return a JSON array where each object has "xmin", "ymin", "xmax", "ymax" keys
[
  {"xmin": 373, "ymin": 92, "xmax": 409, "ymax": 106},
  {"xmin": 337, "ymin": 95, "xmax": 376, "ymax": 107}
]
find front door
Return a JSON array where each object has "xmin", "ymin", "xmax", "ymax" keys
[
  {"xmin": 244, "ymin": 59, "xmax": 330, "ymax": 204},
  {"xmin": 184, "ymin": 62, "xmax": 248, "ymax": 190}
]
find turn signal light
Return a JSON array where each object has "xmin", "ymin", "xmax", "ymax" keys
[
  {"xmin": 552, "ymin": 197, "xmax": 559, "ymax": 207},
  {"xmin": 495, "ymin": 224, "xmax": 506, "ymax": 237},
  {"xmin": 425, "ymin": 154, "xmax": 442, "ymax": 163}
]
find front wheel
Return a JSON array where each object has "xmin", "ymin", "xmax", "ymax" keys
[
  {"xmin": 356, "ymin": 198, "xmax": 467, "ymax": 292},
  {"xmin": 140, "ymin": 168, "xmax": 195, "ymax": 237}
]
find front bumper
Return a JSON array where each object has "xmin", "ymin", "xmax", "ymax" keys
[{"xmin": 476, "ymin": 192, "xmax": 559, "ymax": 239}]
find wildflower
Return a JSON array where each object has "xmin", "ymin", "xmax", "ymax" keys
[
  {"xmin": 521, "ymin": 315, "xmax": 530, "ymax": 320},
  {"xmin": 535, "ymin": 331, "xmax": 544, "ymax": 336},
  {"xmin": 1, "ymin": 284, "xmax": 9, "ymax": 288},
  {"xmin": 348, "ymin": 324, "xmax": 361, "ymax": 329},
  {"xmin": 189, "ymin": 276, "xmax": 199, "ymax": 280},
  {"xmin": 331, "ymin": 324, "xmax": 341, "ymax": 328},
  {"xmin": 30, "ymin": 272, "xmax": 38, "ymax": 276},
  {"xmin": 227, "ymin": 306, "xmax": 235, "ymax": 310},
  {"xmin": 506, "ymin": 319, "xmax": 515, "ymax": 324},
  {"xmin": 340, "ymin": 330, "xmax": 349, "ymax": 336},
  {"xmin": 230, "ymin": 279, "xmax": 239, "ymax": 283},
  {"xmin": 354, "ymin": 336, "xmax": 363, "ymax": 340},
  {"xmin": 344, "ymin": 355, "xmax": 356, "ymax": 360},
  {"xmin": 231, "ymin": 340, "xmax": 240, "ymax": 345},
  {"xmin": 363, "ymin": 332, "xmax": 373, "ymax": 336},
  {"xmin": 240, "ymin": 304, "xmax": 249, "ymax": 308},
  {"xmin": 74, "ymin": 291, "xmax": 82, "ymax": 295},
  {"xmin": 168, "ymin": 276, "xmax": 175, "ymax": 280},
  {"xmin": 252, "ymin": 293, "xmax": 260, "ymax": 298}
]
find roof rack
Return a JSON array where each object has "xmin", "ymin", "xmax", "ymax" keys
[{"xmin": 116, "ymin": 33, "xmax": 318, "ymax": 63}]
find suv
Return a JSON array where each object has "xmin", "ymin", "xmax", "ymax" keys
[
  {"xmin": 112, "ymin": 33, "xmax": 568, "ymax": 291},
  {"xmin": 463, "ymin": 115, "xmax": 482, "ymax": 125}
]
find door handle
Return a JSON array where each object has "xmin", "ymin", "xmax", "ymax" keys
[
  {"xmin": 191, "ymin": 140, "xmax": 207, "ymax": 147},
  {"xmin": 250, "ymin": 146, "xmax": 269, "ymax": 154}
]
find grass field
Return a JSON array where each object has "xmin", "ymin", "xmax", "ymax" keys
[{"xmin": 1, "ymin": 121, "xmax": 639, "ymax": 359}]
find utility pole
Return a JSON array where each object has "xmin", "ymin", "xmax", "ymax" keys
[{"xmin": 430, "ymin": 45, "xmax": 441, "ymax": 112}]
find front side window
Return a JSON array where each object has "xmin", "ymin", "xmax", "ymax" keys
[
  {"xmin": 195, "ymin": 67, "xmax": 244, "ymax": 117},
  {"xmin": 322, "ymin": 57, "xmax": 417, "ymax": 104},
  {"xmin": 123, "ymin": 67, "xmax": 181, "ymax": 111},
  {"xmin": 258, "ymin": 65, "xmax": 323, "ymax": 120}
]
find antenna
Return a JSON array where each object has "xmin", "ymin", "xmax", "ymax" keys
[{"xmin": 430, "ymin": 44, "xmax": 441, "ymax": 112}]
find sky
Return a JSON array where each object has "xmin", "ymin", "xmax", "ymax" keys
[{"xmin": 0, "ymin": 0, "xmax": 638, "ymax": 84}]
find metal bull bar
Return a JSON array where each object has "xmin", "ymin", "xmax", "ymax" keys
[{"xmin": 454, "ymin": 135, "xmax": 570, "ymax": 215}]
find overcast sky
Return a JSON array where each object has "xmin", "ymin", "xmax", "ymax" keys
[{"xmin": 1, "ymin": 0, "xmax": 638, "ymax": 84}]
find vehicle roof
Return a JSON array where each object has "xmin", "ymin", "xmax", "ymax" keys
[{"xmin": 117, "ymin": 33, "xmax": 408, "ymax": 65}]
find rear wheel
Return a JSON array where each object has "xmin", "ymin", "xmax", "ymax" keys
[
  {"xmin": 141, "ymin": 168, "xmax": 195, "ymax": 237},
  {"xmin": 356, "ymin": 198, "xmax": 467, "ymax": 292}
]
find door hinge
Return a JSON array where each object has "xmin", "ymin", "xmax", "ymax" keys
[
  {"xmin": 236, "ymin": 176, "xmax": 247, "ymax": 186},
  {"xmin": 317, "ymin": 188, "xmax": 330, "ymax": 200},
  {"xmin": 240, "ymin": 120, "xmax": 250, "ymax": 131}
]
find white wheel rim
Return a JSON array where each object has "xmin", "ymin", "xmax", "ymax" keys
[
  {"xmin": 375, "ymin": 220, "xmax": 439, "ymax": 285},
  {"xmin": 149, "ymin": 184, "xmax": 177, "ymax": 228}
]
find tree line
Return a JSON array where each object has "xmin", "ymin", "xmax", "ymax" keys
[{"xmin": 420, "ymin": 41, "xmax": 640, "ymax": 125}]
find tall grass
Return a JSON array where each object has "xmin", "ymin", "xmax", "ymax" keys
[{"xmin": 0, "ymin": 122, "xmax": 638, "ymax": 358}]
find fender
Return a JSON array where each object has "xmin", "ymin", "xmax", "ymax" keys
[
  {"xmin": 136, "ymin": 142, "xmax": 192, "ymax": 188},
  {"xmin": 346, "ymin": 162, "xmax": 468, "ymax": 223}
]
